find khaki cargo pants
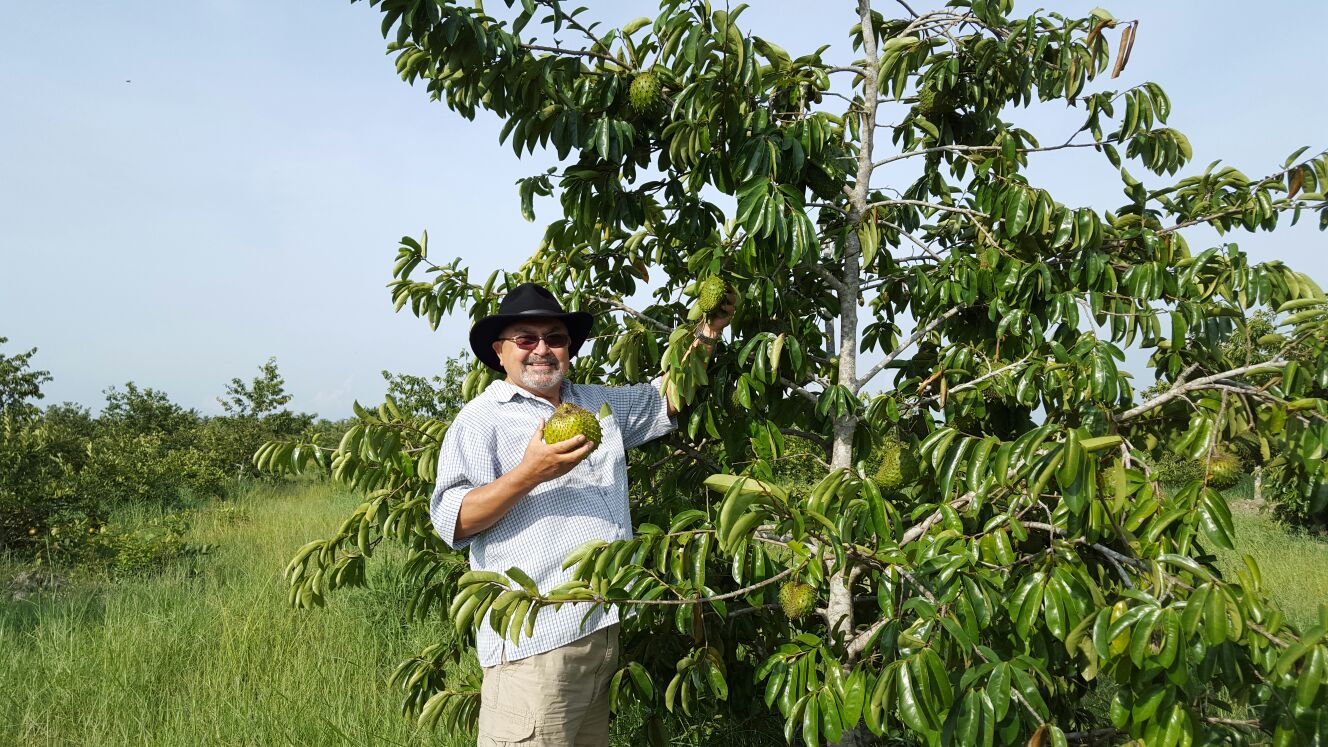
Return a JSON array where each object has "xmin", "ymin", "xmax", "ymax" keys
[{"xmin": 477, "ymin": 624, "xmax": 620, "ymax": 746}]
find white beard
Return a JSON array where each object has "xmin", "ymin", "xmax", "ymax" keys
[{"xmin": 520, "ymin": 359, "xmax": 564, "ymax": 392}]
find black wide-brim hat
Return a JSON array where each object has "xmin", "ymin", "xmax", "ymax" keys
[{"xmin": 469, "ymin": 283, "xmax": 594, "ymax": 371}]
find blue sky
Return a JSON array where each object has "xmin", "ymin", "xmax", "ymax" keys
[{"xmin": 2, "ymin": 2, "xmax": 1324, "ymax": 417}]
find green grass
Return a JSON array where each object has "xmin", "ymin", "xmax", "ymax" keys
[
  {"xmin": 0, "ymin": 481, "xmax": 471, "ymax": 747},
  {"xmin": 1214, "ymin": 500, "xmax": 1328, "ymax": 631},
  {"xmin": 3, "ymin": 479, "xmax": 1324, "ymax": 745}
]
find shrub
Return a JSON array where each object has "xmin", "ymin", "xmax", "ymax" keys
[
  {"xmin": 0, "ymin": 411, "xmax": 87, "ymax": 549},
  {"xmin": 768, "ymin": 434, "xmax": 828, "ymax": 492},
  {"xmin": 35, "ymin": 509, "xmax": 204, "ymax": 575},
  {"xmin": 71, "ymin": 430, "xmax": 190, "ymax": 509},
  {"xmin": 1265, "ymin": 463, "xmax": 1328, "ymax": 530}
]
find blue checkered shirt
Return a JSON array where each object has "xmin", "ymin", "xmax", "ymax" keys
[{"xmin": 430, "ymin": 378, "xmax": 676, "ymax": 666}]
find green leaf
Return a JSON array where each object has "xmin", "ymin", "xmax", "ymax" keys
[
  {"xmin": 505, "ymin": 566, "xmax": 539, "ymax": 595},
  {"xmin": 842, "ymin": 669, "xmax": 866, "ymax": 727},
  {"xmin": 985, "ymin": 662, "xmax": 1012, "ymax": 721},
  {"xmin": 1006, "ymin": 187, "xmax": 1031, "ymax": 235},
  {"xmin": 896, "ymin": 661, "xmax": 929, "ymax": 733},
  {"xmin": 802, "ymin": 689, "xmax": 821, "ymax": 747},
  {"xmin": 1198, "ymin": 487, "xmax": 1236, "ymax": 550},
  {"xmin": 819, "ymin": 688, "xmax": 843, "ymax": 743}
]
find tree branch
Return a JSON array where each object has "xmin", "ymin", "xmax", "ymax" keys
[
  {"xmin": 871, "ymin": 140, "xmax": 1104, "ymax": 169},
  {"xmin": 1019, "ymin": 521, "xmax": 1295, "ymax": 650},
  {"xmin": 520, "ymin": 43, "xmax": 620, "ymax": 65},
  {"xmin": 780, "ymin": 377, "xmax": 821, "ymax": 406},
  {"xmin": 914, "ymin": 354, "xmax": 1033, "ymax": 407},
  {"xmin": 864, "ymin": 199, "xmax": 997, "ymax": 246},
  {"xmin": 824, "ymin": 65, "xmax": 868, "ymax": 76},
  {"xmin": 880, "ymin": 220, "xmax": 945, "ymax": 262},
  {"xmin": 571, "ymin": 566, "xmax": 795, "ymax": 607},
  {"xmin": 804, "ymin": 256, "xmax": 848, "ymax": 295},
  {"xmin": 584, "ymin": 293, "xmax": 672, "ymax": 334},
  {"xmin": 1119, "ymin": 360, "xmax": 1287, "ymax": 420},
  {"xmin": 853, "ymin": 307, "xmax": 961, "ymax": 393}
]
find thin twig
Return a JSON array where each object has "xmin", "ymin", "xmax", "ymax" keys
[
  {"xmin": 1119, "ymin": 361, "xmax": 1287, "ymax": 420},
  {"xmin": 520, "ymin": 43, "xmax": 620, "ymax": 65},
  {"xmin": 584, "ymin": 293, "xmax": 672, "ymax": 334},
  {"xmin": 854, "ymin": 307, "xmax": 961, "ymax": 393}
]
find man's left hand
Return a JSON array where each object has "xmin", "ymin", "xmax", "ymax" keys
[{"xmin": 700, "ymin": 288, "xmax": 738, "ymax": 337}]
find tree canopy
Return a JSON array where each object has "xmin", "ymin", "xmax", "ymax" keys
[
  {"xmin": 0, "ymin": 337, "xmax": 52, "ymax": 417},
  {"xmin": 263, "ymin": 1, "xmax": 1328, "ymax": 744},
  {"xmin": 219, "ymin": 356, "xmax": 294, "ymax": 419}
]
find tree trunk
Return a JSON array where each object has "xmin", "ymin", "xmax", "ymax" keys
[{"xmin": 830, "ymin": 3, "xmax": 881, "ymax": 744}]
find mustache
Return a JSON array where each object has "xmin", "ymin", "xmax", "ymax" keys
[{"xmin": 525, "ymin": 355, "xmax": 559, "ymax": 366}]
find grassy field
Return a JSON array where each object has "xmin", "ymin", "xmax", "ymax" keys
[
  {"xmin": 1214, "ymin": 501, "xmax": 1328, "ymax": 631},
  {"xmin": 0, "ymin": 481, "xmax": 471, "ymax": 747},
  {"xmin": 3, "ymin": 480, "xmax": 1324, "ymax": 745}
]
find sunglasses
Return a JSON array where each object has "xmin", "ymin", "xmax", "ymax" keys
[{"xmin": 497, "ymin": 333, "xmax": 572, "ymax": 350}]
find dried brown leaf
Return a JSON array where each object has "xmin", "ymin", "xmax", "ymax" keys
[
  {"xmin": 917, "ymin": 368, "xmax": 944, "ymax": 396},
  {"xmin": 1085, "ymin": 18, "xmax": 1115, "ymax": 49},
  {"xmin": 1111, "ymin": 23, "xmax": 1134, "ymax": 79},
  {"xmin": 1289, "ymin": 166, "xmax": 1305, "ymax": 199}
]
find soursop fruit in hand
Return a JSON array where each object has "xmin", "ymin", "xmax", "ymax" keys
[
  {"xmin": 697, "ymin": 276, "xmax": 728, "ymax": 315},
  {"xmin": 544, "ymin": 403, "xmax": 603, "ymax": 452}
]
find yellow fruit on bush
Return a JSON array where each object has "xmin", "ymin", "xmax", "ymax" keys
[
  {"xmin": 629, "ymin": 71, "xmax": 664, "ymax": 118},
  {"xmin": 778, "ymin": 581, "xmax": 815, "ymax": 620},
  {"xmin": 873, "ymin": 436, "xmax": 918, "ymax": 491}
]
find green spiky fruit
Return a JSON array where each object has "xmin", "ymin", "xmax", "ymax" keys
[
  {"xmin": 1081, "ymin": 404, "xmax": 1111, "ymax": 437},
  {"xmin": 544, "ymin": 403, "xmax": 602, "ymax": 451},
  {"xmin": 778, "ymin": 581, "xmax": 815, "ymax": 620},
  {"xmin": 916, "ymin": 86, "xmax": 939, "ymax": 113},
  {"xmin": 804, "ymin": 163, "xmax": 842, "ymax": 202},
  {"xmin": 629, "ymin": 71, "xmax": 664, "ymax": 118},
  {"xmin": 873, "ymin": 436, "xmax": 918, "ymax": 491},
  {"xmin": 1206, "ymin": 450, "xmax": 1243, "ymax": 490},
  {"xmin": 697, "ymin": 276, "xmax": 727, "ymax": 315}
]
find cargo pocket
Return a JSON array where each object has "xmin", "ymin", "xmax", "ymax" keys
[
  {"xmin": 477, "ymin": 705, "xmax": 535, "ymax": 745},
  {"xmin": 478, "ymin": 667, "xmax": 537, "ymax": 745}
]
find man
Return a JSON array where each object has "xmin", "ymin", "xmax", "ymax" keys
[{"xmin": 430, "ymin": 282, "xmax": 732, "ymax": 746}]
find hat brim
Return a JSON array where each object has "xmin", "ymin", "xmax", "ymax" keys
[{"xmin": 470, "ymin": 310, "xmax": 594, "ymax": 371}]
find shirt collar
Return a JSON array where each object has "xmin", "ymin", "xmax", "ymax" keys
[{"xmin": 488, "ymin": 378, "xmax": 571, "ymax": 406}]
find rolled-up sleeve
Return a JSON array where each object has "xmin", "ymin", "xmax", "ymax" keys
[
  {"xmin": 430, "ymin": 413, "xmax": 498, "ymax": 550},
  {"xmin": 609, "ymin": 382, "xmax": 677, "ymax": 450}
]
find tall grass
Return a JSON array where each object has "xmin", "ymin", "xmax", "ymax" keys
[
  {"xmin": 4, "ymin": 479, "xmax": 1324, "ymax": 745},
  {"xmin": 1214, "ymin": 496, "xmax": 1328, "ymax": 630},
  {"xmin": 0, "ymin": 481, "xmax": 472, "ymax": 746}
]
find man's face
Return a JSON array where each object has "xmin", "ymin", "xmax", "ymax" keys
[{"xmin": 492, "ymin": 318, "xmax": 572, "ymax": 395}]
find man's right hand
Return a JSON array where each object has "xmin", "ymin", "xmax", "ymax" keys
[
  {"xmin": 452, "ymin": 420, "xmax": 596, "ymax": 542},
  {"xmin": 516, "ymin": 420, "xmax": 596, "ymax": 484}
]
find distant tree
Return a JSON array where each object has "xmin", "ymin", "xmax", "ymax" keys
[
  {"xmin": 218, "ymin": 357, "xmax": 294, "ymax": 418},
  {"xmin": 0, "ymin": 336, "xmax": 52, "ymax": 417},
  {"xmin": 380, "ymin": 353, "xmax": 469, "ymax": 419},
  {"xmin": 102, "ymin": 382, "xmax": 200, "ymax": 438}
]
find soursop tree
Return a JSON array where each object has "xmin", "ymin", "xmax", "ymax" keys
[{"xmin": 261, "ymin": 1, "xmax": 1328, "ymax": 744}]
